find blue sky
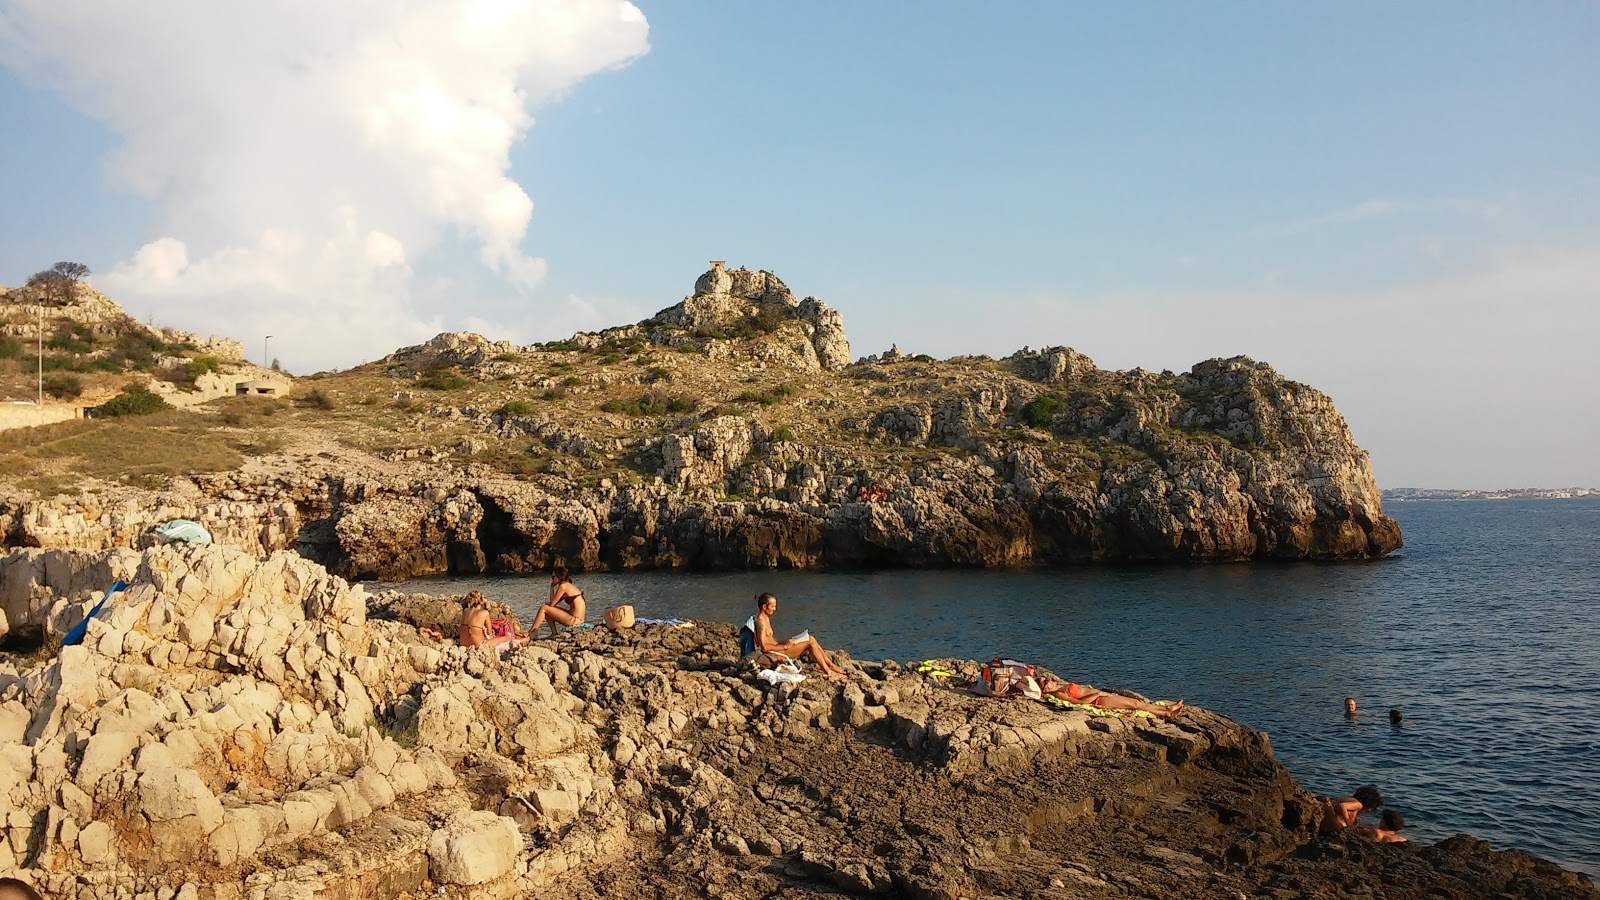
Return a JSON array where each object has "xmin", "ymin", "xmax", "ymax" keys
[{"xmin": 1, "ymin": 2, "xmax": 1596, "ymax": 488}]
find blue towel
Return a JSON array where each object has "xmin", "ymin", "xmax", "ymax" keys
[
  {"xmin": 61, "ymin": 580, "xmax": 129, "ymax": 648},
  {"xmin": 738, "ymin": 615, "xmax": 757, "ymax": 657}
]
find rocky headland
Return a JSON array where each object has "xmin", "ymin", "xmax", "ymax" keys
[
  {"xmin": 0, "ymin": 264, "xmax": 1399, "ymax": 582},
  {"xmin": 0, "ymin": 545, "xmax": 1591, "ymax": 899}
]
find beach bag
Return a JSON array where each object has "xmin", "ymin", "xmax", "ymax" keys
[
  {"xmin": 488, "ymin": 618, "xmax": 515, "ymax": 639},
  {"xmin": 604, "ymin": 605, "xmax": 635, "ymax": 629}
]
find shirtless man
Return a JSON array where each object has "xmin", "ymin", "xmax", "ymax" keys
[
  {"xmin": 458, "ymin": 591, "xmax": 527, "ymax": 651},
  {"xmin": 529, "ymin": 566, "xmax": 586, "ymax": 638},
  {"xmin": 753, "ymin": 592, "xmax": 846, "ymax": 681},
  {"xmin": 1321, "ymin": 785, "xmax": 1384, "ymax": 835},
  {"xmin": 1037, "ymin": 675, "xmax": 1184, "ymax": 719}
]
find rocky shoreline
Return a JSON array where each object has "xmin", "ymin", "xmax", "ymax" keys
[{"xmin": 0, "ymin": 545, "xmax": 1590, "ymax": 898}]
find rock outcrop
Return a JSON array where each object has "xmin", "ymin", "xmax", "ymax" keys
[
  {"xmin": 0, "ymin": 267, "xmax": 1400, "ymax": 579},
  {"xmin": 0, "ymin": 547, "xmax": 1589, "ymax": 899}
]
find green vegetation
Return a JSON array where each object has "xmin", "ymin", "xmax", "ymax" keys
[
  {"xmin": 734, "ymin": 383, "xmax": 797, "ymax": 406},
  {"xmin": 93, "ymin": 383, "xmax": 171, "ymax": 417},
  {"xmin": 417, "ymin": 365, "xmax": 470, "ymax": 390},
  {"xmin": 42, "ymin": 374, "xmax": 82, "ymax": 400},
  {"xmin": 1020, "ymin": 395, "xmax": 1062, "ymax": 428},
  {"xmin": 599, "ymin": 392, "xmax": 698, "ymax": 416},
  {"xmin": 539, "ymin": 339, "xmax": 583, "ymax": 352},
  {"xmin": 909, "ymin": 353, "xmax": 936, "ymax": 363},
  {"xmin": 185, "ymin": 356, "xmax": 220, "ymax": 380},
  {"xmin": 770, "ymin": 424, "xmax": 796, "ymax": 443},
  {"xmin": 496, "ymin": 399, "xmax": 534, "ymax": 417},
  {"xmin": 0, "ymin": 337, "xmax": 23, "ymax": 360},
  {"xmin": 296, "ymin": 388, "xmax": 335, "ymax": 410},
  {"xmin": 46, "ymin": 323, "xmax": 95, "ymax": 354}
]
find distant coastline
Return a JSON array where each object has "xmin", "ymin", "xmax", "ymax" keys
[{"xmin": 1383, "ymin": 487, "xmax": 1599, "ymax": 501}]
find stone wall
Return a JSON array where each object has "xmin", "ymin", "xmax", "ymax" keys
[{"xmin": 0, "ymin": 403, "xmax": 81, "ymax": 433}]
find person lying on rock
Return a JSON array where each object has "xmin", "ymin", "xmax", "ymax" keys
[
  {"xmin": 1357, "ymin": 809, "xmax": 1408, "ymax": 843},
  {"xmin": 1320, "ymin": 785, "xmax": 1384, "ymax": 835},
  {"xmin": 1036, "ymin": 675, "xmax": 1184, "ymax": 719},
  {"xmin": 754, "ymin": 592, "xmax": 847, "ymax": 681},
  {"xmin": 459, "ymin": 590, "xmax": 528, "ymax": 651},
  {"xmin": 529, "ymin": 566, "xmax": 587, "ymax": 638}
]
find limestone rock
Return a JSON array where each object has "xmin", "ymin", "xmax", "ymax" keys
[{"xmin": 427, "ymin": 810, "xmax": 521, "ymax": 886}]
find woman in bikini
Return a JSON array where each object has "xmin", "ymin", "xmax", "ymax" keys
[
  {"xmin": 1037, "ymin": 675, "xmax": 1184, "ymax": 719},
  {"xmin": 529, "ymin": 566, "xmax": 587, "ymax": 638},
  {"xmin": 458, "ymin": 590, "xmax": 527, "ymax": 651}
]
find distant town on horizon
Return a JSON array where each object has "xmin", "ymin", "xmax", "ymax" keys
[{"xmin": 1382, "ymin": 487, "xmax": 1599, "ymax": 501}]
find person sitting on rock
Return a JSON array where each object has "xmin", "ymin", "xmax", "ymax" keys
[
  {"xmin": 1036, "ymin": 675, "xmax": 1184, "ymax": 719},
  {"xmin": 529, "ymin": 566, "xmax": 587, "ymax": 638},
  {"xmin": 459, "ymin": 590, "xmax": 527, "ymax": 651},
  {"xmin": 1357, "ymin": 809, "xmax": 1408, "ymax": 843},
  {"xmin": 1320, "ymin": 785, "xmax": 1384, "ymax": 834},
  {"xmin": 417, "ymin": 625, "xmax": 445, "ymax": 641},
  {"xmin": 753, "ymin": 592, "xmax": 846, "ymax": 681}
]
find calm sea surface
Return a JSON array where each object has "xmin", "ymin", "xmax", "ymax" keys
[{"xmin": 393, "ymin": 498, "xmax": 1600, "ymax": 876}]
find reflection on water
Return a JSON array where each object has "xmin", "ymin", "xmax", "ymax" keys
[{"xmin": 393, "ymin": 498, "xmax": 1600, "ymax": 876}]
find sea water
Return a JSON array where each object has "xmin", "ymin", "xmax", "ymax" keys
[{"xmin": 394, "ymin": 498, "xmax": 1600, "ymax": 876}]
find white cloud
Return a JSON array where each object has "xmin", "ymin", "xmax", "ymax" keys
[{"xmin": 0, "ymin": 0, "xmax": 649, "ymax": 371}]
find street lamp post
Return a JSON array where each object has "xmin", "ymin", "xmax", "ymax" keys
[
  {"xmin": 264, "ymin": 335, "xmax": 272, "ymax": 370},
  {"xmin": 37, "ymin": 302, "xmax": 43, "ymax": 419}
]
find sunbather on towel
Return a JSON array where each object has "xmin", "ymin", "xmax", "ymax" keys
[
  {"xmin": 754, "ymin": 592, "xmax": 847, "ymax": 681},
  {"xmin": 1037, "ymin": 676, "xmax": 1184, "ymax": 719}
]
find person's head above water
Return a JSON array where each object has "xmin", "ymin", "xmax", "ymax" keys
[
  {"xmin": 1344, "ymin": 697, "xmax": 1358, "ymax": 717},
  {"xmin": 1380, "ymin": 809, "xmax": 1404, "ymax": 831},
  {"xmin": 1353, "ymin": 785, "xmax": 1384, "ymax": 810},
  {"xmin": 1389, "ymin": 709, "xmax": 1404, "ymax": 726},
  {"xmin": 755, "ymin": 592, "xmax": 777, "ymax": 614}
]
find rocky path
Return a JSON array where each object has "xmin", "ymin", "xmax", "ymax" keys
[{"xmin": 0, "ymin": 545, "xmax": 1590, "ymax": 899}]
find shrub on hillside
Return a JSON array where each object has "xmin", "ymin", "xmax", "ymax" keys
[
  {"xmin": 0, "ymin": 337, "xmax": 22, "ymax": 359},
  {"xmin": 45, "ymin": 323, "xmax": 95, "ymax": 354},
  {"xmin": 185, "ymin": 356, "xmax": 220, "ymax": 381},
  {"xmin": 496, "ymin": 400, "xmax": 534, "ymax": 417},
  {"xmin": 43, "ymin": 374, "xmax": 82, "ymax": 400},
  {"xmin": 417, "ymin": 366, "xmax": 470, "ymax": 390},
  {"xmin": 1020, "ymin": 395, "xmax": 1062, "ymax": 428},
  {"xmin": 599, "ymin": 392, "xmax": 698, "ymax": 416},
  {"xmin": 93, "ymin": 384, "xmax": 171, "ymax": 417},
  {"xmin": 296, "ymin": 388, "xmax": 335, "ymax": 410}
]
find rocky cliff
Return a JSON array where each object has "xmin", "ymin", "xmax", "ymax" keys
[
  {"xmin": 0, "ymin": 546, "xmax": 1587, "ymax": 899},
  {"xmin": 0, "ymin": 265, "xmax": 1399, "ymax": 581}
]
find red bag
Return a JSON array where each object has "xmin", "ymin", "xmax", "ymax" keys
[{"xmin": 489, "ymin": 618, "xmax": 515, "ymax": 638}]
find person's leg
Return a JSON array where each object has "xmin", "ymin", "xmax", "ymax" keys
[
  {"xmin": 797, "ymin": 637, "xmax": 845, "ymax": 679},
  {"xmin": 1088, "ymin": 691, "xmax": 1183, "ymax": 719},
  {"xmin": 540, "ymin": 603, "xmax": 582, "ymax": 637}
]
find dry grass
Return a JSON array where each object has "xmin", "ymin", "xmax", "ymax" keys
[{"xmin": 0, "ymin": 409, "xmax": 243, "ymax": 485}]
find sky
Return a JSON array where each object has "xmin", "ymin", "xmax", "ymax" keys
[{"xmin": 0, "ymin": 2, "xmax": 1595, "ymax": 490}]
